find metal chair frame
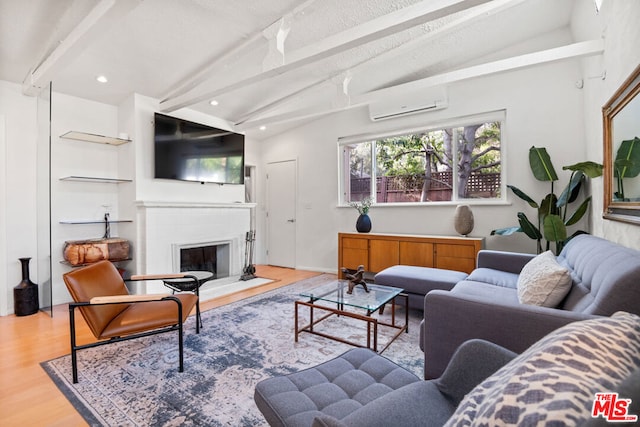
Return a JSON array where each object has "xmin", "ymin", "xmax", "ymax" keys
[
  {"xmin": 68, "ymin": 295, "xmax": 184, "ymax": 384},
  {"xmin": 158, "ymin": 273, "xmax": 203, "ymax": 331}
]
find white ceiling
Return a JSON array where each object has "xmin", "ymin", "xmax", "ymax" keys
[{"xmin": 0, "ymin": 0, "xmax": 595, "ymax": 138}]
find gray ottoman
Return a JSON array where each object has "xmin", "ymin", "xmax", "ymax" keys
[
  {"xmin": 254, "ymin": 340, "xmax": 520, "ymax": 426},
  {"xmin": 374, "ymin": 265, "xmax": 468, "ymax": 310},
  {"xmin": 254, "ymin": 348, "xmax": 421, "ymax": 427}
]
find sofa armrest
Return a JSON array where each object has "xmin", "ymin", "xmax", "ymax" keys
[
  {"xmin": 423, "ymin": 290, "xmax": 599, "ymax": 379},
  {"xmin": 435, "ymin": 339, "xmax": 517, "ymax": 406},
  {"xmin": 476, "ymin": 250, "xmax": 536, "ymax": 274}
]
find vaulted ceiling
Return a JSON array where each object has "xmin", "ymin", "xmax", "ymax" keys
[{"xmin": 0, "ymin": 0, "xmax": 601, "ymax": 138}]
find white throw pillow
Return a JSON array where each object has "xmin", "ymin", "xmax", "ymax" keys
[{"xmin": 516, "ymin": 250, "xmax": 572, "ymax": 307}]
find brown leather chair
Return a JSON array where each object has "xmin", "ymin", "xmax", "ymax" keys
[{"xmin": 63, "ymin": 260, "xmax": 199, "ymax": 383}]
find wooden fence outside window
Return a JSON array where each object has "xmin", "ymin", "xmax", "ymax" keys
[{"xmin": 350, "ymin": 171, "xmax": 501, "ymax": 202}]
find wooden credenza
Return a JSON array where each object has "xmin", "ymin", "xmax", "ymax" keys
[{"xmin": 338, "ymin": 232, "xmax": 484, "ymax": 276}]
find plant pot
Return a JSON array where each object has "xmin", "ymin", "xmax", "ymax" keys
[{"xmin": 356, "ymin": 214, "xmax": 372, "ymax": 233}]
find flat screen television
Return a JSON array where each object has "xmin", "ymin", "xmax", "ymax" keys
[{"xmin": 154, "ymin": 112, "xmax": 245, "ymax": 185}]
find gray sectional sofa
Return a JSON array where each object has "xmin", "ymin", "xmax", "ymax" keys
[
  {"xmin": 421, "ymin": 234, "xmax": 640, "ymax": 379},
  {"xmin": 254, "ymin": 312, "xmax": 640, "ymax": 426},
  {"xmin": 254, "ymin": 235, "xmax": 640, "ymax": 426}
]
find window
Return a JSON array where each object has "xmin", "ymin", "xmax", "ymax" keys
[{"xmin": 340, "ymin": 114, "xmax": 504, "ymax": 204}]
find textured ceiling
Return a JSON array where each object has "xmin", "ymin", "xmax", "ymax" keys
[{"xmin": 0, "ymin": 0, "xmax": 585, "ymax": 137}]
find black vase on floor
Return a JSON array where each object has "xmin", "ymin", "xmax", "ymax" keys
[
  {"xmin": 355, "ymin": 214, "xmax": 372, "ymax": 233},
  {"xmin": 14, "ymin": 257, "xmax": 39, "ymax": 316}
]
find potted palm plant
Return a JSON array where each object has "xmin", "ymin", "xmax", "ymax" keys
[
  {"xmin": 613, "ymin": 137, "xmax": 640, "ymax": 201},
  {"xmin": 492, "ymin": 146, "xmax": 602, "ymax": 254}
]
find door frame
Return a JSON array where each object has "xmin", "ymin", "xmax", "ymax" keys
[
  {"xmin": 266, "ymin": 159, "xmax": 297, "ymax": 268},
  {"xmin": 245, "ymin": 164, "xmax": 257, "ymax": 229},
  {"xmin": 0, "ymin": 116, "xmax": 6, "ymax": 315}
]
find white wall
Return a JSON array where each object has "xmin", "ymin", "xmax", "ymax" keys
[
  {"xmin": 50, "ymin": 92, "xmax": 122, "ymax": 305},
  {"xmin": 0, "ymin": 81, "xmax": 38, "ymax": 315},
  {"xmin": 577, "ymin": 0, "xmax": 640, "ymax": 250},
  {"xmin": 0, "ymin": 114, "xmax": 6, "ymax": 315},
  {"xmin": 257, "ymin": 47, "xmax": 589, "ymax": 273}
]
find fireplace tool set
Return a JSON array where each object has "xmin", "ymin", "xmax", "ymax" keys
[{"xmin": 240, "ymin": 230, "xmax": 256, "ymax": 281}]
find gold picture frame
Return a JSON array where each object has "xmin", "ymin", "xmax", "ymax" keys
[{"xmin": 603, "ymin": 64, "xmax": 640, "ymax": 224}]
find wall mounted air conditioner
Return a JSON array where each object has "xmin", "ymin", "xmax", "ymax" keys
[{"xmin": 368, "ymin": 87, "xmax": 448, "ymax": 121}]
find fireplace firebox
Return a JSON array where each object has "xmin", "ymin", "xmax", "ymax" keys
[
  {"xmin": 180, "ymin": 245, "xmax": 217, "ymax": 273},
  {"xmin": 173, "ymin": 241, "xmax": 230, "ymax": 279}
]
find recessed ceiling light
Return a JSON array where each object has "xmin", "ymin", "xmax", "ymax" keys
[
  {"xmin": 209, "ymin": 100, "xmax": 219, "ymax": 106},
  {"xmin": 96, "ymin": 75, "xmax": 108, "ymax": 83},
  {"xmin": 259, "ymin": 126, "xmax": 266, "ymax": 131}
]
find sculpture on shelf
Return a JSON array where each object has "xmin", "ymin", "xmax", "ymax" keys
[{"xmin": 340, "ymin": 265, "xmax": 369, "ymax": 294}]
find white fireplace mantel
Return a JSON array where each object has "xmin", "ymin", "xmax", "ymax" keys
[
  {"xmin": 132, "ymin": 201, "xmax": 253, "ymax": 294},
  {"xmin": 135, "ymin": 200, "xmax": 256, "ymax": 209}
]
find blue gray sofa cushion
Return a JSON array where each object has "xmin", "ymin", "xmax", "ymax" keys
[{"xmin": 374, "ymin": 266, "xmax": 468, "ymax": 309}]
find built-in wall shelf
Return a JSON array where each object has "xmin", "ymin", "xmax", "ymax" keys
[
  {"xmin": 59, "ymin": 219, "xmax": 133, "ymax": 225},
  {"xmin": 60, "ymin": 131, "xmax": 131, "ymax": 146},
  {"xmin": 60, "ymin": 258, "xmax": 132, "ymax": 267},
  {"xmin": 59, "ymin": 176, "xmax": 132, "ymax": 183}
]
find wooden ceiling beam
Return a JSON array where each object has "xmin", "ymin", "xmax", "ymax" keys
[
  {"xmin": 354, "ymin": 39, "xmax": 605, "ymax": 104},
  {"xmin": 22, "ymin": 0, "xmax": 141, "ymax": 96},
  {"xmin": 160, "ymin": 0, "xmax": 492, "ymax": 112},
  {"xmin": 160, "ymin": 0, "xmax": 320, "ymax": 103},
  {"xmin": 235, "ymin": 104, "xmax": 362, "ymax": 132},
  {"xmin": 237, "ymin": 39, "xmax": 604, "ymax": 130},
  {"xmin": 234, "ymin": 0, "xmax": 526, "ymax": 125}
]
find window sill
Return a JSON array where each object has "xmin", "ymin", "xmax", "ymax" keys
[{"xmin": 338, "ymin": 200, "xmax": 511, "ymax": 208}]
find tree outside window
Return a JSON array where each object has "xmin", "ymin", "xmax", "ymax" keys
[{"xmin": 341, "ymin": 120, "xmax": 502, "ymax": 204}]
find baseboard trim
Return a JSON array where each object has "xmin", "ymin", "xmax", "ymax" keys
[{"xmin": 295, "ymin": 266, "xmax": 336, "ymax": 274}]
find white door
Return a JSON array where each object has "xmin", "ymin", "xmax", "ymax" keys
[{"xmin": 266, "ymin": 160, "xmax": 296, "ymax": 268}]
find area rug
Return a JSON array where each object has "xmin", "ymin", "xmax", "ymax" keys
[{"xmin": 42, "ymin": 274, "xmax": 424, "ymax": 426}]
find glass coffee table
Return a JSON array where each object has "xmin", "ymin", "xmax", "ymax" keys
[{"xmin": 295, "ymin": 280, "xmax": 408, "ymax": 353}]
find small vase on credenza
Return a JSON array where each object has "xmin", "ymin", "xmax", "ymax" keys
[
  {"xmin": 349, "ymin": 196, "xmax": 373, "ymax": 233},
  {"xmin": 356, "ymin": 214, "xmax": 372, "ymax": 233}
]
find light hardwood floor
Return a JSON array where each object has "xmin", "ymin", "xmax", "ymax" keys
[{"xmin": 0, "ymin": 266, "xmax": 322, "ymax": 427}]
